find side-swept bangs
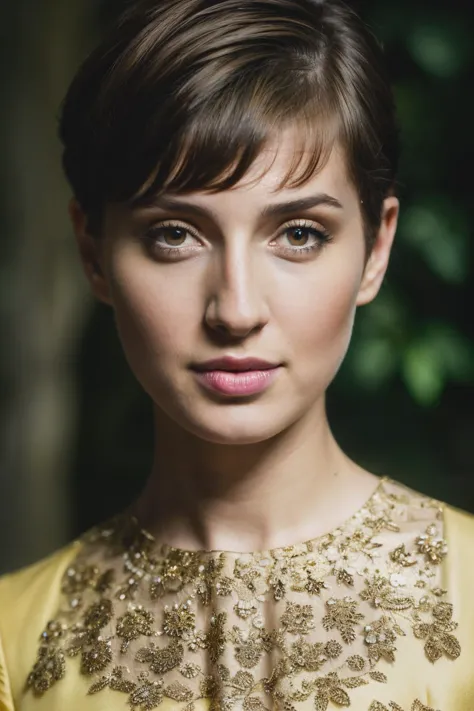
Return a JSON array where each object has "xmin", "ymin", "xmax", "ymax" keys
[
  {"xmin": 60, "ymin": 0, "xmax": 399, "ymax": 248},
  {"xmin": 131, "ymin": 82, "xmax": 338, "ymax": 206}
]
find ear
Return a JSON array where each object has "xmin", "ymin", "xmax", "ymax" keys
[
  {"xmin": 69, "ymin": 198, "xmax": 113, "ymax": 306},
  {"xmin": 356, "ymin": 196, "xmax": 399, "ymax": 306}
]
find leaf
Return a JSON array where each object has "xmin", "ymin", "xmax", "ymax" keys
[
  {"xmin": 165, "ymin": 681, "xmax": 194, "ymax": 702},
  {"xmin": 412, "ymin": 701, "xmax": 442, "ymax": 711},
  {"xmin": 413, "ymin": 623, "xmax": 431, "ymax": 639},
  {"xmin": 314, "ymin": 692, "xmax": 329, "ymax": 711},
  {"xmin": 243, "ymin": 697, "xmax": 266, "ymax": 711},
  {"xmin": 232, "ymin": 671, "xmax": 254, "ymax": 690},
  {"xmin": 87, "ymin": 676, "xmax": 109, "ymax": 695},
  {"xmin": 109, "ymin": 677, "xmax": 136, "ymax": 694},
  {"xmin": 341, "ymin": 676, "xmax": 368, "ymax": 688},
  {"xmin": 382, "ymin": 648, "xmax": 396, "ymax": 664},
  {"xmin": 424, "ymin": 638, "xmax": 443, "ymax": 663},
  {"xmin": 369, "ymin": 703, "xmax": 389, "ymax": 711},
  {"xmin": 135, "ymin": 647, "xmax": 152, "ymax": 663},
  {"xmin": 65, "ymin": 643, "xmax": 82, "ymax": 657},
  {"xmin": 340, "ymin": 627, "xmax": 357, "ymax": 645},
  {"xmin": 328, "ymin": 687, "xmax": 350, "ymax": 706},
  {"xmin": 369, "ymin": 671, "xmax": 388, "ymax": 683},
  {"xmin": 439, "ymin": 632, "xmax": 461, "ymax": 659},
  {"xmin": 393, "ymin": 623, "xmax": 406, "ymax": 637}
]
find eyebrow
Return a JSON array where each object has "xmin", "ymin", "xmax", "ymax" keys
[{"xmin": 135, "ymin": 193, "xmax": 344, "ymax": 219}]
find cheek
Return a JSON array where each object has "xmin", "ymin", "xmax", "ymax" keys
[
  {"xmin": 106, "ymin": 257, "xmax": 195, "ymax": 382},
  {"xmin": 276, "ymin": 256, "xmax": 362, "ymax": 372},
  {"xmin": 106, "ymin": 239, "xmax": 363, "ymax": 397}
]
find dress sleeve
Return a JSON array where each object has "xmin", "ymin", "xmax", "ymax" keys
[{"xmin": 0, "ymin": 629, "xmax": 14, "ymax": 711}]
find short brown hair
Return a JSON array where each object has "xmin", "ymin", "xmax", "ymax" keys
[{"xmin": 59, "ymin": 0, "xmax": 400, "ymax": 249}]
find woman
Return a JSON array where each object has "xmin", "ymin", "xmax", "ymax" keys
[{"xmin": 0, "ymin": 0, "xmax": 472, "ymax": 709}]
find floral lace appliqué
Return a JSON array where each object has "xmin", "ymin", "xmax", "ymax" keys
[{"xmin": 25, "ymin": 478, "xmax": 460, "ymax": 710}]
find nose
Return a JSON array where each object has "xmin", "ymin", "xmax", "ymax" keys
[{"xmin": 204, "ymin": 246, "xmax": 269, "ymax": 339}]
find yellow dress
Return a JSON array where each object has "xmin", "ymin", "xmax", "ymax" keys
[{"xmin": 1, "ymin": 476, "xmax": 474, "ymax": 711}]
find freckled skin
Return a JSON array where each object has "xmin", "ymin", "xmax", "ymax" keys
[{"xmin": 71, "ymin": 130, "xmax": 399, "ymax": 551}]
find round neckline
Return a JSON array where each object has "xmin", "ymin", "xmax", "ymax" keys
[{"xmin": 126, "ymin": 475, "xmax": 389, "ymax": 559}]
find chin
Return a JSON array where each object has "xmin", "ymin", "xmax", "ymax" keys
[
  {"xmin": 195, "ymin": 430, "xmax": 275, "ymax": 446},
  {"xmin": 167, "ymin": 405, "xmax": 290, "ymax": 445}
]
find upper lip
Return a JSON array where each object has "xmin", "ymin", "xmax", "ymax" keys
[{"xmin": 192, "ymin": 357, "xmax": 280, "ymax": 372}]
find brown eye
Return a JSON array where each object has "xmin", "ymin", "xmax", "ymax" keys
[
  {"xmin": 275, "ymin": 220, "xmax": 333, "ymax": 257},
  {"xmin": 285, "ymin": 226, "xmax": 313, "ymax": 247},
  {"xmin": 149, "ymin": 227, "xmax": 188, "ymax": 246},
  {"xmin": 142, "ymin": 221, "xmax": 203, "ymax": 258}
]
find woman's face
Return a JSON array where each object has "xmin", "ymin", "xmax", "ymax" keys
[{"xmin": 73, "ymin": 132, "xmax": 398, "ymax": 444}]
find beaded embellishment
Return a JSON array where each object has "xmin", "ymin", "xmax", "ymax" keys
[{"xmin": 25, "ymin": 478, "xmax": 460, "ymax": 709}]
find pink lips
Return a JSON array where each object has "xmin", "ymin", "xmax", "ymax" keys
[{"xmin": 194, "ymin": 367, "xmax": 281, "ymax": 396}]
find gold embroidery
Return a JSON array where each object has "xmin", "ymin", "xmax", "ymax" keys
[
  {"xmin": 80, "ymin": 640, "xmax": 113, "ymax": 675},
  {"xmin": 87, "ymin": 665, "xmax": 136, "ymax": 694},
  {"xmin": 162, "ymin": 602, "xmax": 196, "ymax": 638},
  {"xmin": 389, "ymin": 545, "xmax": 417, "ymax": 568},
  {"xmin": 128, "ymin": 673, "xmax": 165, "ymax": 710},
  {"xmin": 25, "ymin": 478, "xmax": 460, "ymax": 709},
  {"xmin": 413, "ymin": 601, "xmax": 461, "ymax": 662},
  {"xmin": 360, "ymin": 575, "xmax": 413, "ymax": 610},
  {"xmin": 314, "ymin": 672, "xmax": 350, "ymax": 710},
  {"xmin": 281, "ymin": 601, "xmax": 316, "ymax": 634},
  {"xmin": 369, "ymin": 700, "xmax": 440, "ymax": 711},
  {"xmin": 322, "ymin": 596, "xmax": 364, "ymax": 643},
  {"xmin": 116, "ymin": 605, "xmax": 154, "ymax": 652},
  {"xmin": 26, "ymin": 646, "xmax": 66, "ymax": 693},
  {"xmin": 363, "ymin": 617, "xmax": 398, "ymax": 663},
  {"xmin": 415, "ymin": 525, "xmax": 448, "ymax": 564},
  {"xmin": 136, "ymin": 640, "xmax": 184, "ymax": 674},
  {"xmin": 347, "ymin": 654, "xmax": 365, "ymax": 671}
]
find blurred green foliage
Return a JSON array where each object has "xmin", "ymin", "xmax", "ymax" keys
[
  {"xmin": 342, "ymin": 0, "xmax": 474, "ymax": 410},
  {"xmin": 70, "ymin": 0, "xmax": 474, "ymax": 533}
]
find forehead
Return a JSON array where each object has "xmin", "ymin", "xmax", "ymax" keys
[
  {"xmin": 105, "ymin": 129, "xmax": 361, "ymax": 235},
  {"xmin": 195, "ymin": 128, "xmax": 354, "ymax": 204}
]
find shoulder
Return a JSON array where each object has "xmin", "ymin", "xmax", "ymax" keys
[
  {"xmin": 442, "ymin": 501, "xmax": 474, "ymax": 592},
  {"xmin": 387, "ymin": 477, "xmax": 474, "ymax": 618},
  {"xmin": 385, "ymin": 475, "xmax": 474, "ymax": 551},
  {"xmin": 444, "ymin": 499, "xmax": 474, "ymax": 536},
  {"xmin": 382, "ymin": 476, "xmax": 474, "ymax": 531},
  {"xmin": 376, "ymin": 476, "xmax": 474, "ymax": 598},
  {"xmin": 0, "ymin": 540, "xmax": 81, "ymax": 615},
  {"xmin": 0, "ymin": 541, "xmax": 82, "ymax": 707}
]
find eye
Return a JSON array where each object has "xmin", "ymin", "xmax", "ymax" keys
[
  {"xmin": 273, "ymin": 219, "xmax": 333, "ymax": 256},
  {"xmin": 140, "ymin": 218, "xmax": 333, "ymax": 260},
  {"xmin": 142, "ymin": 221, "xmax": 203, "ymax": 257}
]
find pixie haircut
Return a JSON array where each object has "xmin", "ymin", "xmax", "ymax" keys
[{"xmin": 59, "ymin": 0, "xmax": 399, "ymax": 250}]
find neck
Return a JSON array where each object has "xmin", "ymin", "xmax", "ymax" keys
[{"xmin": 131, "ymin": 399, "xmax": 379, "ymax": 552}]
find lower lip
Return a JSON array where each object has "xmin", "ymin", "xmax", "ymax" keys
[{"xmin": 193, "ymin": 368, "xmax": 281, "ymax": 396}]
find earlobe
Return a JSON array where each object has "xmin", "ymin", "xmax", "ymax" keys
[
  {"xmin": 356, "ymin": 196, "xmax": 399, "ymax": 307},
  {"xmin": 69, "ymin": 198, "xmax": 113, "ymax": 306}
]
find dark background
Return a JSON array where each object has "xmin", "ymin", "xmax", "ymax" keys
[{"xmin": 0, "ymin": 0, "xmax": 473, "ymax": 573}]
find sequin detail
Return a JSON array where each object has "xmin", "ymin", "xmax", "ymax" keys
[
  {"xmin": 25, "ymin": 478, "xmax": 460, "ymax": 709},
  {"xmin": 369, "ymin": 701, "xmax": 440, "ymax": 711}
]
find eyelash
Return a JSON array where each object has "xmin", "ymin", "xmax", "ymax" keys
[{"xmin": 142, "ymin": 219, "xmax": 333, "ymax": 259}]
